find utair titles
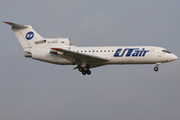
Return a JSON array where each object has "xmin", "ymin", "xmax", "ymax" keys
[{"xmin": 114, "ymin": 48, "xmax": 149, "ymax": 57}]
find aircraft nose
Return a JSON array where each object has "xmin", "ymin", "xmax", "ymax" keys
[{"xmin": 171, "ymin": 54, "xmax": 178, "ymax": 61}]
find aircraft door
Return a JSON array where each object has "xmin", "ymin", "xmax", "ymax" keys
[{"xmin": 150, "ymin": 49, "xmax": 155, "ymax": 56}]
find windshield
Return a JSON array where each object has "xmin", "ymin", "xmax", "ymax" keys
[{"xmin": 162, "ymin": 50, "xmax": 171, "ymax": 54}]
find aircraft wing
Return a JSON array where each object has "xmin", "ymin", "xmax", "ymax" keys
[{"xmin": 51, "ymin": 48, "xmax": 110, "ymax": 63}]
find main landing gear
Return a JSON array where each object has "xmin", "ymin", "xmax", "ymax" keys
[
  {"xmin": 154, "ymin": 63, "xmax": 161, "ymax": 72},
  {"xmin": 73, "ymin": 62, "xmax": 92, "ymax": 75},
  {"xmin": 78, "ymin": 66, "xmax": 91, "ymax": 75}
]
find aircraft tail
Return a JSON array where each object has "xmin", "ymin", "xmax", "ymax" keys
[{"xmin": 4, "ymin": 21, "xmax": 44, "ymax": 48}]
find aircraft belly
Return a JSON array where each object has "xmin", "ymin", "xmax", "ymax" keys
[{"xmin": 109, "ymin": 56, "xmax": 157, "ymax": 64}]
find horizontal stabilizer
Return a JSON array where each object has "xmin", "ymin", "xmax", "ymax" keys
[{"xmin": 4, "ymin": 21, "xmax": 28, "ymax": 29}]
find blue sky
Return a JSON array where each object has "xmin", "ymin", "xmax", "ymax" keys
[{"xmin": 0, "ymin": 0, "xmax": 180, "ymax": 120}]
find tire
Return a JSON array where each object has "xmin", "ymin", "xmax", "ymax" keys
[
  {"xmin": 84, "ymin": 67, "xmax": 88, "ymax": 71},
  {"xmin": 154, "ymin": 67, "xmax": 158, "ymax": 72},
  {"xmin": 82, "ymin": 70, "xmax": 87, "ymax": 75},
  {"xmin": 79, "ymin": 67, "xmax": 83, "ymax": 72},
  {"xmin": 86, "ymin": 70, "xmax": 91, "ymax": 75}
]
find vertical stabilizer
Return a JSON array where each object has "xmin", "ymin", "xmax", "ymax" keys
[{"xmin": 4, "ymin": 22, "xmax": 44, "ymax": 48}]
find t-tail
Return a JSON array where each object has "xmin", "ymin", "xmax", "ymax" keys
[
  {"xmin": 4, "ymin": 21, "xmax": 45, "ymax": 57},
  {"xmin": 4, "ymin": 22, "xmax": 44, "ymax": 48}
]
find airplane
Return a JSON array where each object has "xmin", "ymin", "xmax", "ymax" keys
[{"xmin": 4, "ymin": 21, "xmax": 178, "ymax": 75}]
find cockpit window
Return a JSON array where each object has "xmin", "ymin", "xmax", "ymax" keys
[{"xmin": 162, "ymin": 50, "xmax": 171, "ymax": 54}]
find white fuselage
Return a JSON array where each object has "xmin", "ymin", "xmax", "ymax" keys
[{"xmin": 31, "ymin": 46, "xmax": 177, "ymax": 66}]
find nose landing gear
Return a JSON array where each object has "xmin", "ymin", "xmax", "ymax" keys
[
  {"xmin": 154, "ymin": 67, "xmax": 158, "ymax": 72},
  {"xmin": 154, "ymin": 63, "xmax": 161, "ymax": 72}
]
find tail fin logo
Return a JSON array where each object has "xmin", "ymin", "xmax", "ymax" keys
[{"xmin": 26, "ymin": 31, "xmax": 34, "ymax": 40}]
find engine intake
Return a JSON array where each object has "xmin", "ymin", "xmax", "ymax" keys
[{"xmin": 24, "ymin": 51, "xmax": 32, "ymax": 58}]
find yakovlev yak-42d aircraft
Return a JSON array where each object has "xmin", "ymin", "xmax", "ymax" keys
[{"xmin": 4, "ymin": 22, "xmax": 178, "ymax": 75}]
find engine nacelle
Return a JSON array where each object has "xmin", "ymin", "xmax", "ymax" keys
[
  {"xmin": 24, "ymin": 51, "xmax": 32, "ymax": 58},
  {"xmin": 30, "ymin": 48, "xmax": 72, "ymax": 65}
]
